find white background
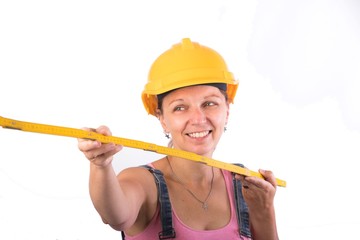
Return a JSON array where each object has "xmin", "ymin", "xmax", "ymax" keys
[{"xmin": 1, "ymin": 0, "xmax": 360, "ymax": 239}]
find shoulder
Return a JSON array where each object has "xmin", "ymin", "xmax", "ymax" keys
[
  {"xmin": 119, "ymin": 158, "xmax": 166, "ymax": 176},
  {"xmin": 117, "ymin": 158, "xmax": 168, "ymax": 194},
  {"xmin": 116, "ymin": 158, "xmax": 169, "ymax": 198},
  {"xmin": 118, "ymin": 165, "xmax": 157, "ymax": 188}
]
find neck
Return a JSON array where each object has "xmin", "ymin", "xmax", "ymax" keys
[{"xmin": 166, "ymin": 156, "xmax": 216, "ymax": 183}]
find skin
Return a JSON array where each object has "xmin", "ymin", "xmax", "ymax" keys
[{"xmin": 78, "ymin": 85, "xmax": 279, "ymax": 239}]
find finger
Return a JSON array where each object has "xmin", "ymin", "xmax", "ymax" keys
[
  {"xmin": 234, "ymin": 174, "xmax": 251, "ymax": 190},
  {"xmin": 77, "ymin": 127, "xmax": 98, "ymax": 143},
  {"xmin": 78, "ymin": 137, "xmax": 101, "ymax": 152},
  {"xmin": 86, "ymin": 142, "xmax": 118, "ymax": 159},
  {"xmin": 242, "ymin": 177, "xmax": 261, "ymax": 190},
  {"xmin": 259, "ymin": 169, "xmax": 277, "ymax": 188},
  {"xmin": 243, "ymin": 171, "xmax": 277, "ymax": 193},
  {"xmin": 234, "ymin": 173, "xmax": 245, "ymax": 181},
  {"xmin": 243, "ymin": 176, "xmax": 267, "ymax": 189},
  {"xmin": 88, "ymin": 145, "xmax": 123, "ymax": 168},
  {"xmin": 77, "ymin": 126, "xmax": 107, "ymax": 150},
  {"xmin": 95, "ymin": 125, "xmax": 112, "ymax": 136},
  {"xmin": 241, "ymin": 178, "xmax": 255, "ymax": 197},
  {"xmin": 91, "ymin": 144, "xmax": 123, "ymax": 161}
]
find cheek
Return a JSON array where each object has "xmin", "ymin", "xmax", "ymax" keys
[
  {"xmin": 170, "ymin": 117, "xmax": 187, "ymax": 131},
  {"xmin": 212, "ymin": 109, "xmax": 228, "ymax": 126},
  {"xmin": 162, "ymin": 114, "xmax": 184, "ymax": 132}
]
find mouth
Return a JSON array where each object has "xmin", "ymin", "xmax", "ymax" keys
[{"xmin": 186, "ymin": 130, "xmax": 212, "ymax": 138}]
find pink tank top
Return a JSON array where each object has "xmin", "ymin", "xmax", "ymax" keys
[{"xmin": 124, "ymin": 169, "xmax": 251, "ymax": 240}]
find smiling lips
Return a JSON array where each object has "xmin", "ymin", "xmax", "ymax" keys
[{"xmin": 187, "ymin": 130, "xmax": 211, "ymax": 138}]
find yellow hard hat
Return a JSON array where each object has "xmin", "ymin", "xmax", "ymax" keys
[{"xmin": 142, "ymin": 38, "xmax": 239, "ymax": 116}]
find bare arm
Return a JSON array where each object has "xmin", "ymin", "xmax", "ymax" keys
[
  {"xmin": 78, "ymin": 126, "xmax": 155, "ymax": 231},
  {"xmin": 89, "ymin": 163, "xmax": 148, "ymax": 230}
]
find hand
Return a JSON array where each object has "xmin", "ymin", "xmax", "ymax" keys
[
  {"xmin": 77, "ymin": 125, "xmax": 123, "ymax": 168},
  {"xmin": 238, "ymin": 170, "xmax": 279, "ymax": 239},
  {"xmin": 237, "ymin": 169, "xmax": 277, "ymax": 213}
]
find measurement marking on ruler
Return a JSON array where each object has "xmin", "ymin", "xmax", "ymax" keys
[{"xmin": 0, "ymin": 116, "xmax": 286, "ymax": 187}]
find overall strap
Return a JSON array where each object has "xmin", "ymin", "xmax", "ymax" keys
[
  {"xmin": 232, "ymin": 163, "xmax": 252, "ymax": 239},
  {"xmin": 121, "ymin": 165, "xmax": 176, "ymax": 240},
  {"xmin": 143, "ymin": 165, "xmax": 176, "ymax": 239}
]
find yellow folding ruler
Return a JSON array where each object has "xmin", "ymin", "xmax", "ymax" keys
[{"xmin": 0, "ymin": 116, "xmax": 286, "ymax": 187}]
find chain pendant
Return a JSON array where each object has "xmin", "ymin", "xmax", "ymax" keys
[
  {"xmin": 202, "ymin": 202, "xmax": 208, "ymax": 210},
  {"xmin": 167, "ymin": 156, "xmax": 214, "ymax": 211}
]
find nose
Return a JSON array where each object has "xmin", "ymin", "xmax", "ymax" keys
[{"xmin": 189, "ymin": 106, "xmax": 207, "ymax": 125}]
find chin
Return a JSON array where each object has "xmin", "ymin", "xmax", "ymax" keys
[{"xmin": 187, "ymin": 146, "xmax": 214, "ymax": 157}]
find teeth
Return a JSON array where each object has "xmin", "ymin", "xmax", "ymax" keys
[{"xmin": 188, "ymin": 131, "xmax": 210, "ymax": 138}]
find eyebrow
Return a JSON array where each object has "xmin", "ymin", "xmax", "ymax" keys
[
  {"xmin": 204, "ymin": 94, "xmax": 223, "ymax": 100},
  {"xmin": 167, "ymin": 93, "xmax": 223, "ymax": 106},
  {"xmin": 167, "ymin": 98, "xmax": 185, "ymax": 106}
]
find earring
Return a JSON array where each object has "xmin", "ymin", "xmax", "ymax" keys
[
  {"xmin": 224, "ymin": 126, "xmax": 227, "ymax": 132},
  {"xmin": 164, "ymin": 132, "xmax": 170, "ymax": 139}
]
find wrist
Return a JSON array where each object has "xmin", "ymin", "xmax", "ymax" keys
[
  {"xmin": 90, "ymin": 158, "xmax": 113, "ymax": 170},
  {"xmin": 249, "ymin": 206, "xmax": 278, "ymax": 240}
]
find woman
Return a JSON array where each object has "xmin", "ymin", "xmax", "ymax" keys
[{"xmin": 78, "ymin": 38, "xmax": 279, "ymax": 239}]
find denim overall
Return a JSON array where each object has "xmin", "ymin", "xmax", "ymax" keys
[{"xmin": 121, "ymin": 164, "xmax": 251, "ymax": 239}]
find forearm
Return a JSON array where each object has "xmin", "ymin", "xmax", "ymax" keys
[
  {"xmin": 89, "ymin": 163, "xmax": 134, "ymax": 228},
  {"xmin": 250, "ymin": 206, "xmax": 278, "ymax": 240}
]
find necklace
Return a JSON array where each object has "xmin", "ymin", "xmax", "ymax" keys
[{"xmin": 166, "ymin": 156, "xmax": 214, "ymax": 210}]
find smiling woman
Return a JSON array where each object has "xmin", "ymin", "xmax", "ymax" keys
[
  {"xmin": 77, "ymin": 38, "xmax": 279, "ymax": 240},
  {"xmin": 157, "ymin": 85, "xmax": 229, "ymax": 156}
]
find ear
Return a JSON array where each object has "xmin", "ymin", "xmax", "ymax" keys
[
  {"xmin": 156, "ymin": 109, "xmax": 168, "ymax": 132},
  {"xmin": 225, "ymin": 102, "xmax": 230, "ymax": 125}
]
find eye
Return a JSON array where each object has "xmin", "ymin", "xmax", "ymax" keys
[
  {"xmin": 173, "ymin": 106, "xmax": 185, "ymax": 112},
  {"xmin": 203, "ymin": 101, "xmax": 216, "ymax": 107}
]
